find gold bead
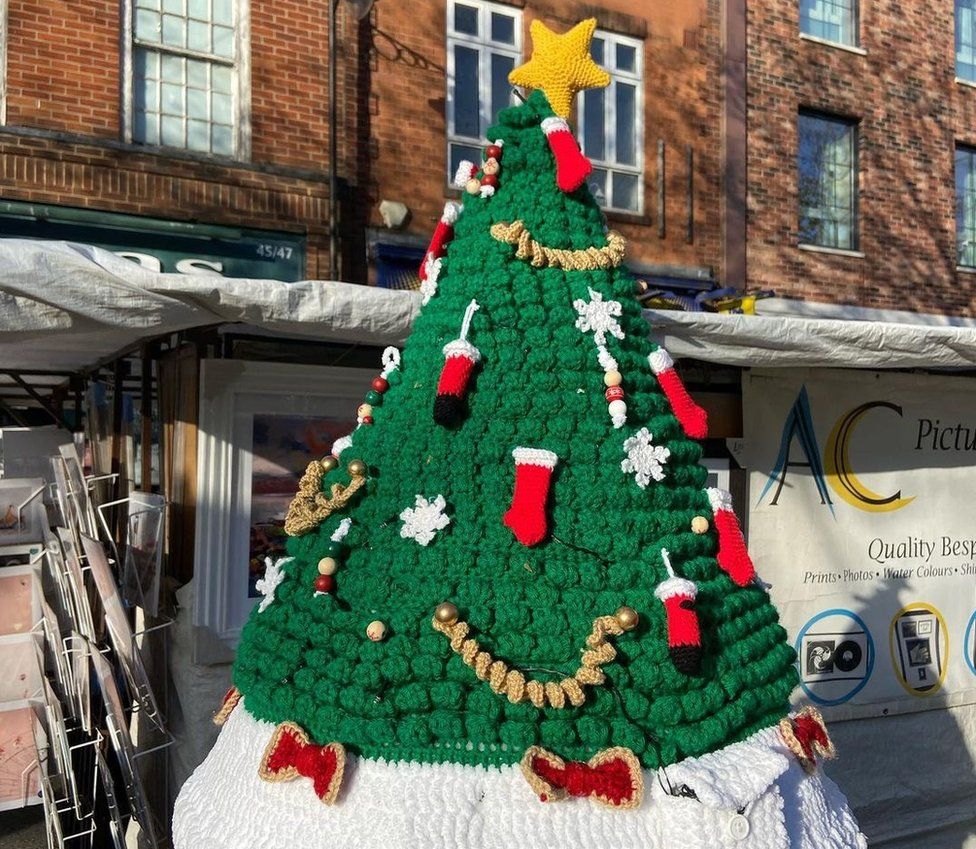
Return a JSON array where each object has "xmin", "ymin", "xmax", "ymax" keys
[
  {"xmin": 317, "ymin": 557, "xmax": 338, "ymax": 575},
  {"xmin": 615, "ymin": 606, "xmax": 639, "ymax": 631},
  {"xmin": 366, "ymin": 620, "xmax": 387, "ymax": 641},
  {"xmin": 466, "ymin": 177, "xmax": 481, "ymax": 195},
  {"xmin": 320, "ymin": 455, "xmax": 339, "ymax": 473},
  {"xmin": 434, "ymin": 602, "xmax": 459, "ymax": 625},
  {"xmin": 603, "ymin": 370, "xmax": 622, "ymax": 387},
  {"xmin": 691, "ymin": 515, "xmax": 710, "ymax": 535},
  {"xmin": 357, "ymin": 403, "xmax": 373, "ymax": 419},
  {"xmin": 347, "ymin": 459, "xmax": 367, "ymax": 477}
]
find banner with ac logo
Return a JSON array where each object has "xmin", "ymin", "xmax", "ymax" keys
[{"xmin": 742, "ymin": 368, "xmax": 976, "ymax": 717}]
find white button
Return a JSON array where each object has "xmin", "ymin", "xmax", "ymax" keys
[{"xmin": 728, "ymin": 812, "xmax": 750, "ymax": 841}]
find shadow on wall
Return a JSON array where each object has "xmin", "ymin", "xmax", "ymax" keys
[{"xmin": 822, "ymin": 574, "xmax": 976, "ymax": 849}]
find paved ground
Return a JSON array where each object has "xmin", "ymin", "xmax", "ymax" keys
[{"xmin": 0, "ymin": 807, "xmax": 46, "ymax": 849}]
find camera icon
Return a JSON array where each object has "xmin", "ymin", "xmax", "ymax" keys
[{"xmin": 801, "ymin": 632, "xmax": 868, "ymax": 682}]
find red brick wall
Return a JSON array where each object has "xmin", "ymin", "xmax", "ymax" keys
[
  {"xmin": 357, "ymin": 0, "xmax": 724, "ymax": 279},
  {"xmin": 748, "ymin": 0, "xmax": 970, "ymax": 314},
  {"xmin": 0, "ymin": 0, "xmax": 723, "ymax": 286},
  {"xmin": 5, "ymin": 0, "xmax": 120, "ymax": 137}
]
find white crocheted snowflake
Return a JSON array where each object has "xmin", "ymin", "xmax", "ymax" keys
[
  {"xmin": 621, "ymin": 428, "xmax": 671, "ymax": 488},
  {"xmin": 255, "ymin": 556, "xmax": 291, "ymax": 612},
  {"xmin": 420, "ymin": 256, "xmax": 441, "ymax": 305},
  {"xmin": 573, "ymin": 288, "xmax": 624, "ymax": 347},
  {"xmin": 399, "ymin": 494, "xmax": 451, "ymax": 546}
]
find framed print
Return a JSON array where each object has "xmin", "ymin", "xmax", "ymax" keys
[
  {"xmin": 193, "ymin": 360, "xmax": 369, "ymax": 663},
  {"xmin": 61, "ymin": 445, "xmax": 98, "ymax": 534},
  {"xmin": 0, "ymin": 701, "xmax": 41, "ymax": 811},
  {"xmin": 122, "ymin": 491, "xmax": 165, "ymax": 615},
  {"xmin": 82, "ymin": 534, "xmax": 164, "ymax": 732},
  {"xmin": 91, "ymin": 645, "xmax": 158, "ymax": 847},
  {"xmin": 0, "ymin": 478, "xmax": 47, "ymax": 548},
  {"xmin": 0, "ymin": 562, "xmax": 41, "ymax": 639},
  {"xmin": 57, "ymin": 528, "xmax": 96, "ymax": 641},
  {"xmin": 36, "ymin": 598, "xmax": 72, "ymax": 707},
  {"xmin": 95, "ymin": 748, "xmax": 127, "ymax": 849}
]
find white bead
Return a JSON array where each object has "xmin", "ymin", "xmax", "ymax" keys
[
  {"xmin": 603, "ymin": 370, "xmax": 622, "ymax": 387},
  {"xmin": 317, "ymin": 557, "xmax": 338, "ymax": 575},
  {"xmin": 608, "ymin": 400, "xmax": 627, "ymax": 417}
]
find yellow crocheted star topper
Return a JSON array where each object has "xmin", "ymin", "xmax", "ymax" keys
[{"xmin": 508, "ymin": 18, "xmax": 610, "ymax": 118}]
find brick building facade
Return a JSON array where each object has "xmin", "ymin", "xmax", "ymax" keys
[
  {"xmin": 359, "ymin": 0, "xmax": 724, "ymax": 290},
  {"xmin": 0, "ymin": 0, "xmax": 367, "ymax": 280},
  {"xmin": 746, "ymin": 0, "xmax": 976, "ymax": 315},
  {"xmin": 0, "ymin": 0, "xmax": 724, "ymax": 291},
  {"xmin": 5, "ymin": 0, "xmax": 970, "ymax": 317}
]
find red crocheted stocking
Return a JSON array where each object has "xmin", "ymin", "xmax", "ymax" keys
[
  {"xmin": 503, "ymin": 448, "xmax": 558, "ymax": 547},
  {"xmin": 655, "ymin": 576, "xmax": 702, "ymax": 676},
  {"xmin": 542, "ymin": 117, "xmax": 592, "ymax": 193}
]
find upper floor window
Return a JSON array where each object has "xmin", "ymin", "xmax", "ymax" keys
[
  {"xmin": 446, "ymin": 0, "xmax": 521, "ymax": 182},
  {"xmin": 798, "ymin": 111, "xmax": 858, "ymax": 251},
  {"xmin": 800, "ymin": 0, "xmax": 858, "ymax": 47},
  {"xmin": 957, "ymin": 1, "xmax": 976, "ymax": 81},
  {"xmin": 578, "ymin": 31, "xmax": 643, "ymax": 214},
  {"xmin": 130, "ymin": 0, "xmax": 242, "ymax": 156},
  {"xmin": 956, "ymin": 146, "xmax": 976, "ymax": 267}
]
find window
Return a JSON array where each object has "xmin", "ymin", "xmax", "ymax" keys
[
  {"xmin": 129, "ymin": 0, "xmax": 242, "ymax": 156},
  {"xmin": 956, "ymin": 147, "xmax": 976, "ymax": 267},
  {"xmin": 446, "ymin": 0, "xmax": 521, "ymax": 182},
  {"xmin": 578, "ymin": 31, "xmax": 643, "ymax": 214},
  {"xmin": 800, "ymin": 0, "xmax": 858, "ymax": 47},
  {"xmin": 957, "ymin": 1, "xmax": 976, "ymax": 81},
  {"xmin": 798, "ymin": 112, "xmax": 858, "ymax": 250}
]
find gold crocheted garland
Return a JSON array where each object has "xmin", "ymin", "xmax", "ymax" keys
[
  {"xmin": 431, "ymin": 606, "xmax": 637, "ymax": 709},
  {"xmin": 284, "ymin": 459, "xmax": 367, "ymax": 536},
  {"xmin": 490, "ymin": 220, "xmax": 627, "ymax": 270}
]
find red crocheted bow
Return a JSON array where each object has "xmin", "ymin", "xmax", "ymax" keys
[
  {"xmin": 258, "ymin": 722, "xmax": 346, "ymax": 804},
  {"xmin": 519, "ymin": 745, "xmax": 644, "ymax": 809},
  {"xmin": 779, "ymin": 707, "xmax": 836, "ymax": 773}
]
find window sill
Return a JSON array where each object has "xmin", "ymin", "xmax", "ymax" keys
[
  {"xmin": 604, "ymin": 208, "xmax": 650, "ymax": 226},
  {"xmin": 956, "ymin": 77, "xmax": 976, "ymax": 90},
  {"xmin": 956, "ymin": 265, "xmax": 976, "ymax": 274},
  {"xmin": 798, "ymin": 243, "xmax": 865, "ymax": 258},
  {"xmin": 799, "ymin": 33, "xmax": 866, "ymax": 56}
]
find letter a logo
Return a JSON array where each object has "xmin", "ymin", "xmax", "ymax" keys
[{"xmin": 757, "ymin": 386, "xmax": 834, "ymax": 515}]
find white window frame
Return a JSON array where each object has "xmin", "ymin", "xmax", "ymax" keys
[
  {"xmin": 445, "ymin": 0, "xmax": 521, "ymax": 186},
  {"xmin": 799, "ymin": 0, "xmax": 859, "ymax": 48},
  {"xmin": 121, "ymin": 0, "xmax": 251, "ymax": 160},
  {"xmin": 577, "ymin": 29, "xmax": 644, "ymax": 215}
]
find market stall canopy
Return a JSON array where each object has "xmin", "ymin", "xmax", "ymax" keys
[
  {"xmin": 0, "ymin": 239, "xmax": 420, "ymax": 374},
  {"xmin": 3, "ymin": 238, "xmax": 976, "ymax": 375}
]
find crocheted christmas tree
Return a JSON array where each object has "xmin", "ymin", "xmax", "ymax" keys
[
  {"xmin": 232, "ymin": 37, "xmax": 798, "ymax": 776},
  {"xmin": 176, "ymin": 21, "xmax": 865, "ymax": 847}
]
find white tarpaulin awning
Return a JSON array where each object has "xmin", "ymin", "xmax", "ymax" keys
[
  {"xmin": 0, "ymin": 239, "xmax": 421, "ymax": 374},
  {"xmin": 4, "ymin": 238, "xmax": 976, "ymax": 374}
]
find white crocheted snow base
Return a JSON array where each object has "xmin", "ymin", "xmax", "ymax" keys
[{"xmin": 173, "ymin": 704, "xmax": 866, "ymax": 849}]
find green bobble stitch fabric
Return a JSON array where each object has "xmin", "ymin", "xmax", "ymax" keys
[{"xmin": 231, "ymin": 89, "xmax": 798, "ymax": 771}]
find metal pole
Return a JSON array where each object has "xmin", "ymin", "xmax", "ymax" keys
[{"xmin": 328, "ymin": 0, "xmax": 340, "ymax": 280}]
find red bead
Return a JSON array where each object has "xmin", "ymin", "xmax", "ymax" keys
[
  {"xmin": 605, "ymin": 386, "xmax": 625, "ymax": 402},
  {"xmin": 371, "ymin": 376, "xmax": 389, "ymax": 393},
  {"xmin": 480, "ymin": 173, "xmax": 499, "ymax": 188},
  {"xmin": 362, "ymin": 415, "xmax": 374, "ymax": 425},
  {"xmin": 486, "ymin": 144, "xmax": 502, "ymax": 160},
  {"xmin": 315, "ymin": 575, "xmax": 335, "ymax": 593}
]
